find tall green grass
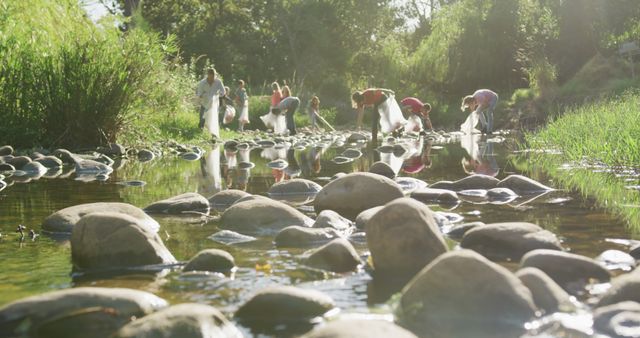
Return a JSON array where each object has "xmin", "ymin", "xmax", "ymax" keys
[
  {"xmin": 527, "ymin": 91, "xmax": 640, "ymax": 166},
  {"xmin": 0, "ymin": 0, "xmax": 192, "ymax": 148}
]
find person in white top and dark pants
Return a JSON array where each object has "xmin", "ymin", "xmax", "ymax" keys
[{"xmin": 196, "ymin": 68, "xmax": 225, "ymax": 133}]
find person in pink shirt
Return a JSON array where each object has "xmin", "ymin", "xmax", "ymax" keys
[
  {"xmin": 461, "ymin": 89, "xmax": 498, "ymax": 133},
  {"xmin": 400, "ymin": 97, "xmax": 433, "ymax": 132},
  {"xmin": 271, "ymin": 82, "xmax": 283, "ymax": 108}
]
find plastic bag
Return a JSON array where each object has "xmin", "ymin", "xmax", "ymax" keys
[
  {"xmin": 204, "ymin": 94, "xmax": 220, "ymax": 137},
  {"xmin": 259, "ymin": 111, "xmax": 287, "ymax": 135},
  {"xmin": 460, "ymin": 111, "xmax": 481, "ymax": 134},
  {"xmin": 405, "ymin": 115, "xmax": 423, "ymax": 133},
  {"xmin": 223, "ymin": 106, "xmax": 236, "ymax": 125},
  {"xmin": 378, "ymin": 95, "xmax": 407, "ymax": 133},
  {"xmin": 238, "ymin": 100, "xmax": 250, "ymax": 124}
]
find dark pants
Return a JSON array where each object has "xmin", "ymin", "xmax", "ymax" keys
[
  {"xmin": 199, "ymin": 106, "xmax": 206, "ymax": 128},
  {"xmin": 285, "ymin": 99, "xmax": 300, "ymax": 135},
  {"xmin": 371, "ymin": 94, "xmax": 388, "ymax": 144}
]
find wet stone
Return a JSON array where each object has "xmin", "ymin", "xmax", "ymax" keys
[
  {"xmin": 208, "ymin": 230, "xmax": 256, "ymax": 245},
  {"xmin": 275, "ymin": 226, "xmax": 342, "ymax": 248},
  {"xmin": 144, "ymin": 192, "xmax": 210, "ymax": 214},
  {"xmin": 306, "ymin": 238, "xmax": 361, "ymax": 272},
  {"xmin": 593, "ymin": 301, "xmax": 640, "ymax": 338},
  {"xmin": 516, "ymin": 267, "xmax": 574, "ymax": 314},
  {"xmin": 596, "ymin": 250, "xmax": 636, "ymax": 272},
  {"xmin": 369, "ymin": 161, "xmax": 396, "ymax": 179},
  {"xmin": 446, "ymin": 222, "xmax": 485, "ymax": 240},
  {"xmin": 410, "ymin": 188, "xmax": 459, "ymax": 205},
  {"xmin": 300, "ymin": 319, "xmax": 418, "ymax": 338},
  {"xmin": 183, "ymin": 249, "xmax": 235, "ymax": 273}
]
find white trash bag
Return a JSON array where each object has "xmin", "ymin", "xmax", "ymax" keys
[
  {"xmin": 405, "ymin": 114, "xmax": 423, "ymax": 133},
  {"xmin": 378, "ymin": 95, "xmax": 407, "ymax": 134},
  {"xmin": 460, "ymin": 111, "xmax": 482, "ymax": 134},
  {"xmin": 223, "ymin": 105, "xmax": 236, "ymax": 125},
  {"xmin": 238, "ymin": 101, "xmax": 249, "ymax": 124},
  {"xmin": 204, "ymin": 94, "xmax": 220, "ymax": 137}
]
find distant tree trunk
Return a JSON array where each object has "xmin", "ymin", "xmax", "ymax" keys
[{"xmin": 123, "ymin": 0, "xmax": 140, "ymax": 17}]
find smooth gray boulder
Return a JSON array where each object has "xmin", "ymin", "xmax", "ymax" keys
[
  {"xmin": 114, "ymin": 303, "xmax": 242, "ymax": 338},
  {"xmin": 306, "ymin": 238, "xmax": 361, "ymax": 272},
  {"xmin": 232, "ymin": 194, "xmax": 271, "ymax": 205},
  {"xmin": 410, "ymin": 188, "xmax": 459, "ymax": 205},
  {"xmin": 137, "ymin": 149, "xmax": 155, "ymax": 162},
  {"xmin": 183, "ymin": 249, "xmax": 235, "ymax": 273},
  {"xmin": 275, "ymin": 226, "xmax": 342, "ymax": 248},
  {"xmin": 597, "ymin": 272, "xmax": 640, "ymax": 307},
  {"xmin": 520, "ymin": 249, "xmax": 610, "ymax": 293},
  {"xmin": 75, "ymin": 158, "xmax": 113, "ymax": 174},
  {"xmin": 461, "ymin": 222, "xmax": 563, "ymax": 261},
  {"xmin": 497, "ymin": 175, "xmax": 553, "ymax": 195},
  {"xmin": 341, "ymin": 148, "xmax": 363, "ymax": 159},
  {"xmin": 487, "ymin": 187, "xmax": 519, "ymax": 200},
  {"xmin": 144, "ymin": 192, "xmax": 210, "ymax": 214},
  {"xmin": 395, "ymin": 177, "xmax": 428, "ymax": 193},
  {"xmin": 42, "ymin": 202, "xmax": 160, "ymax": 234},
  {"xmin": 7, "ymin": 156, "xmax": 31, "ymax": 170},
  {"xmin": 301, "ymin": 319, "xmax": 418, "ymax": 338},
  {"xmin": 446, "ymin": 222, "xmax": 485, "ymax": 240},
  {"xmin": 347, "ymin": 132, "xmax": 368, "ymax": 143},
  {"xmin": 35, "ymin": 156, "xmax": 63, "ymax": 169},
  {"xmin": 314, "ymin": 172, "xmax": 403, "ymax": 220},
  {"xmin": 0, "ymin": 287, "xmax": 168, "ymax": 338},
  {"xmin": 450, "ymin": 174, "xmax": 500, "ymax": 191},
  {"xmin": 366, "ymin": 198, "xmax": 448, "ymax": 282},
  {"xmin": 397, "ymin": 250, "xmax": 536, "ymax": 338},
  {"xmin": 354, "ymin": 206, "xmax": 383, "ymax": 230},
  {"xmin": 369, "ymin": 161, "xmax": 396, "ymax": 178},
  {"xmin": 593, "ymin": 301, "xmax": 640, "ymax": 338},
  {"xmin": 71, "ymin": 212, "xmax": 176, "ymax": 271},
  {"xmin": 222, "ymin": 199, "xmax": 313, "ymax": 235},
  {"xmin": 516, "ymin": 267, "xmax": 574, "ymax": 314},
  {"xmin": 22, "ymin": 161, "xmax": 48, "ymax": 176},
  {"xmin": 0, "ymin": 145, "xmax": 13, "ymax": 156},
  {"xmin": 0, "ymin": 163, "xmax": 15, "ymax": 172},
  {"xmin": 268, "ymin": 178, "xmax": 322, "ymax": 196},
  {"xmin": 596, "ymin": 249, "xmax": 636, "ymax": 271},
  {"xmin": 208, "ymin": 189, "xmax": 251, "ymax": 212},
  {"xmin": 313, "ymin": 210, "xmax": 353, "ymax": 230},
  {"xmin": 235, "ymin": 286, "xmax": 334, "ymax": 324},
  {"xmin": 98, "ymin": 143, "xmax": 126, "ymax": 157},
  {"xmin": 428, "ymin": 180, "xmax": 455, "ymax": 190}
]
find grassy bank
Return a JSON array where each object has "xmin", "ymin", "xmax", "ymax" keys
[{"xmin": 524, "ymin": 91, "xmax": 640, "ymax": 229}]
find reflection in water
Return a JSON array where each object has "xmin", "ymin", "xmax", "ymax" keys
[
  {"xmin": 460, "ymin": 134, "xmax": 499, "ymax": 177},
  {"xmin": 199, "ymin": 146, "xmax": 222, "ymax": 196}
]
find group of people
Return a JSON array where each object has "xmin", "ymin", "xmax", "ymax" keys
[{"xmin": 196, "ymin": 67, "xmax": 499, "ymax": 139}]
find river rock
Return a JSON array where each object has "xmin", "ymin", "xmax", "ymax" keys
[
  {"xmin": 520, "ymin": 249, "xmax": 610, "ymax": 293},
  {"xmin": 497, "ymin": 175, "xmax": 553, "ymax": 195},
  {"xmin": 428, "ymin": 180, "xmax": 455, "ymax": 190},
  {"xmin": 410, "ymin": 188, "xmax": 459, "ymax": 205},
  {"xmin": 516, "ymin": 267, "xmax": 574, "ymax": 314},
  {"xmin": 71, "ymin": 212, "xmax": 176, "ymax": 271},
  {"xmin": 183, "ymin": 249, "xmax": 235, "ymax": 273},
  {"xmin": 0, "ymin": 180, "xmax": 6, "ymax": 192},
  {"xmin": 267, "ymin": 159, "xmax": 288, "ymax": 170},
  {"xmin": 301, "ymin": 319, "xmax": 418, "ymax": 338},
  {"xmin": 208, "ymin": 190, "xmax": 251, "ymax": 212},
  {"xmin": 208, "ymin": 230, "xmax": 257, "ymax": 245},
  {"xmin": 347, "ymin": 132, "xmax": 368, "ymax": 143},
  {"xmin": 355, "ymin": 206, "xmax": 383, "ymax": 230},
  {"xmin": 461, "ymin": 222, "xmax": 563, "ymax": 261},
  {"xmin": 22, "ymin": 161, "xmax": 48, "ymax": 176},
  {"xmin": 446, "ymin": 221, "xmax": 485, "ymax": 240},
  {"xmin": 268, "ymin": 178, "xmax": 322, "ymax": 196},
  {"xmin": 75, "ymin": 158, "xmax": 113, "ymax": 174},
  {"xmin": 313, "ymin": 210, "xmax": 353, "ymax": 230},
  {"xmin": 232, "ymin": 194, "xmax": 271, "ymax": 205},
  {"xmin": 366, "ymin": 198, "xmax": 448, "ymax": 282},
  {"xmin": 0, "ymin": 163, "xmax": 15, "ymax": 172},
  {"xmin": 98, "ymin": 143, "xmax": 126, "ymax": 157},
  {"xmin": 0, "ymin": 145, "xmax": 13, "ymax": 156},
  {"xmin": 314, "ymin": 172, "xmax": 404, "ymax": 220},
  {"xmin": 275, "ymin": 226, "xmax": 342, "ymax": 248},
  {"xmin": 144, "ymin": 192, "xmax": 210, "ymax": 214},
  {"xmin": 597, "ymin": 272, "xmax": 640, "ymax": 307},
  {"xmin": 137, "ymin": 149, "xmax": 155, "ymax": 162},
  {"xmin": 395, "ymin": 177, "xmax": 428, "ymax": 193},
  {"xmin": 306, "ymin": 238, "xmax": 361, "ymax": 272},
  {"xmin": 629, "ymin": 244, "xmax": 640, "ymax": 260},
  {"xmin": 596, "ymin": 249, "xmax": 636, "ymax": 271},
  {"xmin": 221, "ymin": 199, "xmax": 313, "ymax": 235},
  {"xmin": 235, "ymin": 286, "xmax": 334, "ymax": 325},
  {"xmin": 593, "ymin": 301, "xmax": 640, "ymax": 338},
  {"xmin": 7, "ymin": 156, "xmax": 31, "ymax": 170},
  {"xmin": 114, "ymin": 303, "xmax": 242, "ymax": 338},
  {"xmin": 341, "ymin": 148, "xmax": 362, "ymax": 159},
  {"xmin": 451, "ymin": 174, "xmax": 500, "ymax": 190},
  {"xmin": 34, "ymin": 156, "xmax": 63, "ymax": 169},
  {"xmin": 0, "ymin": 287, "xmax": 168, "ymax": 338},
  {"xmin": 369, "ymin": 161, "xmax": 396, "ymax": 178},
  {"xmin": 42, "ymin": 202, "xmax": 160, "ymax": 234},
  {"xmin": 53, "ymin": 149, "xmax": 77, "ymax": 164},
  {"xmin": 487, "ymin": 187, "xmax": 519, "ymax": 200},
  {"xmin": 397, "ymin": 250, "xmax": 536, "ymax": 338}
]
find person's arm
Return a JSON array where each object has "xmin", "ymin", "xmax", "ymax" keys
[{"xmin": 423, "ymin": 114, "xmax": 433, "ymax": 130}]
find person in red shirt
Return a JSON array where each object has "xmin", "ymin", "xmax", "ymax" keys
[
  {"xmin": 400, "ymin": 97, "xmax": 433, "ymax": 132},
  {"xmin": 351, "ymin": 88, "xmax": 395, "ymax": 142}
]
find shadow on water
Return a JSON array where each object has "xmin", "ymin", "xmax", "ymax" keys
[{"xmin": 0, "ymin": 131, "xmax": 637, "ymax": 337}]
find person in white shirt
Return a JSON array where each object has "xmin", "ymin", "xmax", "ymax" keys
[{"xmin": 196, "ymin": 68, "xmax": 225, "ymax": 135}]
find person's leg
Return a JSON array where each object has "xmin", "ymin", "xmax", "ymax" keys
[
  {"xmin": 286, "ymin": 99, "xmax": 300, "ymax": 135},
  {"xmin": 486, "ymin": 96, "xmax": 497, "ymax": 133},
  {"xmin": 199, "ymin": 106, "xmax": 205, "ymax": 128}
]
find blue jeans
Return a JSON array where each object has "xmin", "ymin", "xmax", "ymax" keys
[
  {"xmin": 482, "ymin": 94, "xmax": 498, "ymax": 133},
  {"xmin": 199, "ymin": 106, "xmax": 205, "ymax": 128}
]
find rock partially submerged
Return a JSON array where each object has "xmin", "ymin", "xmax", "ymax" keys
[
  {"xmin": 314, "ymin": 172, "xmax": 403, "ymax": 220},
  {"xmin": 593, "ymin": 301, "xmax": 640, "ymax": 338},
  {"xmin": 313, "ymin": 210, "xmax": 353, "ymax": 230},
  {"xmin": 461, "ymin": 222, "xmax": 563, "ymax": 261},
  {"xmin": 275, "ymin": 226, "xmax": 342, "ymax": 248},
  {"xmin": 144, "ymin": 193, "xmax": 210, "ymax": 215},
  {"xmin": 497, "ymin": 175, "xmax": 554, "ymax": 195},
  {"xmin": 366, "ymin": 198, "xmax": 447, "ymax": 282},
  {"xmin": 516, "ymin": 267, "xmax": 574, "ymax": 314},
  {"xmin": 221, "ymin": 199, "xmax": 314, "ymax": 235},
  {"xmin": 183, "ymin": 249, "xmax": 235, "ymax": 273},
  {"xmin": 410, "ymin": 188, "xmax": 459, "ymax": 205},
  {"xmin": 71, "ymin": 212, "xmax": 176, "ymax": 271},
  {"xmin": 208, "ymin": 190, "xmax": 251, "ymax": 212},
  {"xmin": 301, "ymin": 319, "xmax": 418, "ymax": 338},
  {"xmin": 42, "ymin": 202, "xmax": 160, "ymax": 234},
  {"xmin": 0, "ymin": 287, "xmax": 168, "ymax": 338},
  {"xmin": 306, "ymin": 238, "xmax": 361, "ymax": 272},
  {"xmin": 114, "ymin": 303, "xmax": 242, "ymax": 338},
  {"xmin": 397, "ymin": 250, "xmax": 536, "ymax": 338}
]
